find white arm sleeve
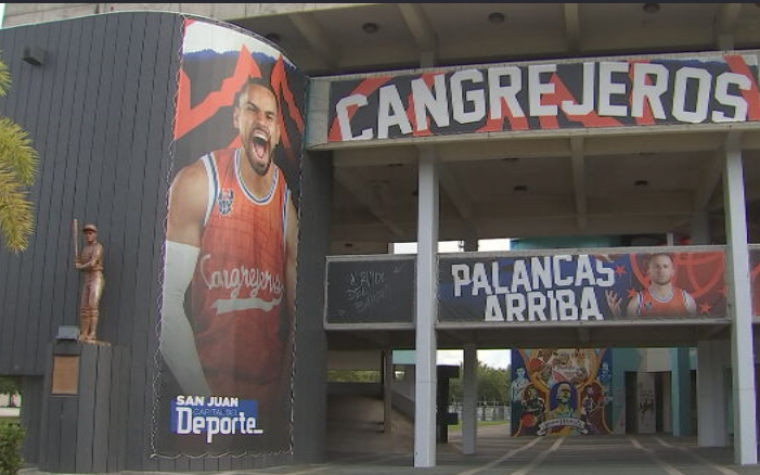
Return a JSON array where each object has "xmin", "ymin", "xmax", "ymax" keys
[
  {"xmin": 160, "ymin": 241, "xmax": 212, "ymax": 397},
  {"xmin": 684, "ymin": 290, "xmax": 697, "ymax": 316}
]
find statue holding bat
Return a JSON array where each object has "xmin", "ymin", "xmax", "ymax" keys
[{"xmin": 73, "ymin": 219, "xmax": 105, "ymax": 343}]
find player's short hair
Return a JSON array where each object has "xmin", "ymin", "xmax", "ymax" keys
[
  {"xmin": 237, "ymin": 76, "xmax": 279, "ymax": 111},
  {"xmin": 646, "ymin": 252, "xmax": 674, "ymax": 267}
]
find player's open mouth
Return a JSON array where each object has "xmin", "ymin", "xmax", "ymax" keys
[{"xmin": 252, "ymin": 130, "xmax": 270, "ymax": 160}]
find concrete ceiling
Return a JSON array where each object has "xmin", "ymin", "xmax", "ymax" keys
[
  {"xmin": 328, "ymin": 132, "xmax": 760, "ymax": 247},
  {"xmin": 232, "ymin": 3, "xmax": 760, "ymax": 75},
  {"xmin": 229, "ymin": 3, "xmax": 760, "ymax": 250}
]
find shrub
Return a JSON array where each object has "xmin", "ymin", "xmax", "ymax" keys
[{"xmin": 0, "ymin": 422, "xmax": 24, "ymax": 475}]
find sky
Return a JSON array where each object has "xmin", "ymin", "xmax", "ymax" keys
[
  {"xmin": 438, "ymin": 349, "xmax": 511, "ymax": 370},
  {"xmin": 394, "ymin": 238, "xmax": 513, "ymax": 370}
]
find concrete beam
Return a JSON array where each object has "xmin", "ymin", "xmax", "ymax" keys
[
  {"xmin": 437, "ymin": 160, "xmax": 479, "ymax": 235},
  {"xmin": 398, "ymin": 3, "xmax": 437, "ymax": 52},
  {"xmin": 334, "ymin": 168, "xmax": 405, "ymax": 238},
  {"xmin": 570, "ymin": 137, "xmax": 587, "ymax": 229},
  {"xmin": 564, "ymin": 3, "xmax": 581, "ymax": 53},
  {"xmin": 694, "ymin": 149, "xmax": 725, "ymax": 211},
  {"xmin": 715, "ymin": 3, "xmax": 741, "ymax": 50},
  {"xmin": 289, "ymin": 12, "xmax": 339, "ymax": 69}
]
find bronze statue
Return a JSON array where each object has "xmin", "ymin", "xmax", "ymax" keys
[{"xmin": 74, "ymin": 220, "xmax": 105, "ymax": 342}]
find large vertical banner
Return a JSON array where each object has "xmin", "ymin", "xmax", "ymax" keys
[
  {"xmin": 511, "ymin": 348, "xmax": 613, "ymax": 436},
  {"xmin": 153, "ymin": 19, "xmax": 307, "ymax": 456}
]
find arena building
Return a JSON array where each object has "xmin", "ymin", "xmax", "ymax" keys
[{"xmin": 0, "ymin": 3, "xmax": 759, "ymax": 472}]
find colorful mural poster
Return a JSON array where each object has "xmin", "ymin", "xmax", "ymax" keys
[
  {"xmin": 511, "ymin": 348, "xmax": 613, "ymax": 436},
  {"xmin": 439, "ymin": 250, "xmax": 727, "ymax": 323},
  {"xmin": 153, "ymin": 18, "xmax": 307, "ymax": 457}
]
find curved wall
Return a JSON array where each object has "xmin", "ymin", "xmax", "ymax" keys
[{"xmin": 0, "ymin": 12, "xmax": 330, "ymax": 471}]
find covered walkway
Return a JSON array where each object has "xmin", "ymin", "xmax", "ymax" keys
[{"xmin": 248, "ymin": 433, "xmax": 760, "ymax": 475}]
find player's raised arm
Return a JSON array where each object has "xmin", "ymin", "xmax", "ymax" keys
[{"xmin": 161, "ymin": 161, "xmax": 212, "ymax": 397}]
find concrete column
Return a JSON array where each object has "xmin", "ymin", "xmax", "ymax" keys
[
  {"xmin": 691, "ymin": 211, "xmax": 710, "ymax": 244},
  {"xmin": 462, "ymin": 344, "xmax": 477, "ymax": 455},
  {"xmin": 463, "ymin": 239, "xmax": 478, "ymax": 252},
  {"xmin": 384, "ymin": 350, "xmax": 393, "ymax": 434},
  {"xmin": 671, "ymin": 347, "xmax": 692, "ymax": 436},
  {"xmin": 693, "ymin": 210, "xmax": 729, "ymax": 446},
  {"xmin": 722, "ymin": 133, "xmax": 757, "ymax": 465},
  {"xmin": 414, "ymin": 146, "xmax": 439, "ymax": 468},
  {"xmin": 697, "ymin": 340, "xmax": 729, "ymax": 446}
]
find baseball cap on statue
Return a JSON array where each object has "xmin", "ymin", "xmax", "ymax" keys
[{"xmin": 83, "ymin": 224, "xmax": 98, "ymax": 233}]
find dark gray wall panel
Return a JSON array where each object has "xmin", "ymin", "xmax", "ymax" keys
[
  {"xmin": 0, "ymin": 10, "xmax": 183, "ymax": 472},
  {"xmin": 293, "ymin": 151, "xmax": 332, "ymax": 463},
  {"xmin": 20, "ymin": 376, "xmax": 44, "ymax": 464},
  {"xmin": 0, "ymin": 20, "xmax": 22, "ymax": 371},
  {"xmin": 10, "ymin": 21, "xmax": 51, "ymax": 374},
  {"xmin": 59, "ymin": 397, "xmax": 79, "ymax": 473},
  {"xmin": 23, "ymin": 20, "xmax": 68, "ymax": 374},
  {"xmin": 75, "ymin": 345, "xmax": 98, "ymax": 472},
  {"xmin": 0, "ymin": 11, "xmax": 181, "ymax": 377},
  {"xmin": 92, "ymin": 346, "xmax": 113, "ymax": 473}
]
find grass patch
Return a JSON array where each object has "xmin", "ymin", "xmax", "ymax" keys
[{"xmin": 448, "ymin": 420, "xmax": 509, "ymax": 431}]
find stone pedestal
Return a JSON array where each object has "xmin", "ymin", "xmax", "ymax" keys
[{"xmin": 39, "ymin": 341, "xmax": 130, "ymax": 473}]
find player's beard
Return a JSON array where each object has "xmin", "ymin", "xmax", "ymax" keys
[
  {"xmin": 248, "ymin": 152, "xmax": 271, "ymax": 176},
  {"xmin": 244, "ymin": 133, "xmax": 273, "ymax": 177}
]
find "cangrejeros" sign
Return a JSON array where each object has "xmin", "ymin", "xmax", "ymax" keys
[{"xmin": 327, "ymin": 54, "xmax": 760, "ymax": 142}]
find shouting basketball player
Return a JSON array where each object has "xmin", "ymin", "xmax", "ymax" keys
[{"xmin": 160, "ymin": 77, "xmax": 298, "ymax": 417}]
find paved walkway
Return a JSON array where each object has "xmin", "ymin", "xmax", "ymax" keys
[{"xmin": 244, "ymin": 433, "xmax": 760, "ymax": 475}]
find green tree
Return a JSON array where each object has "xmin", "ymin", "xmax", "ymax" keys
[
  {"xmin": 0, "ymin": 422, "xmax": 25, "ymax": 475},
  {"xmin": 449, "ymin": 362, "xmax": 511, "ymax": 405},
  {"xmin": 0, "ymin": 377, "xmax": 20, "ymax": 402},
  {"xmin": 0, "ymin": 53, "xmax": 39, "ymax": 252}
]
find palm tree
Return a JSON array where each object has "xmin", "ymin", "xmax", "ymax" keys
[{"xmin": 0, "ymin": 52, "xmax": 38, "ymax": 252}]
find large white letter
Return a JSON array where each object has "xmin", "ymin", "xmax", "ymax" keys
[
  {"xmin": 672, "ymin": 67, "xmax": 711, "ymax": 124},
  {"xmin": 411, "ymin": 74, "xmax": 450, "ymax": 131},
  {"xmin": 580, "ymin": 287, "xmax": 604, "ymax": 320},
  {"xmin": 574, "ymin": 255, "xmax": 596, "ymax": 286},
  {"xmin": 529, "ymin": 64, "xmax": 558, "ymax": 116},
  {"xmin": 527, "ymin": 292, "xmax": 548, "ymax": 321},
  {"xmin": 595, "ymin": 259, "xmax": 615, "ymax": 287},
  {"xmin": 488, "ymin": 66, "xmax": 525, "ymax": 118},
  {"xmin": 451, "ymin": 264, "xmax": 471, "ymax": 297},
  {"xmin": 451, "ymin": 69, "xmax": 486, "ymax": 124},
  {"xmin": 553, "ymin": 255, "xmax": 574, "ymax": 286},
  {"xmin": 176, "ymin": 407, "xmax": 193, "ymax": 434},
  {"xmin": 631, "ymin": 63, "xmax": 668, "ymax": 119},
  {"xmin": 511, "ymin": 260, "xmax": 533, "ymax": 293},
  {"xmin": 336, "ymin": 95, "xmax": 373, "ymax": 141},
  {"xmin": 492, "ymin": 261, "xmax": 509, "ymax": 294},
  {"xmin": 713, "ymin": 72, "xmax": 751, "ymax": 122},
  {"xmin": 485, "ymin": 295, "xmax": 505, "ymax": 321},
  {"xmin": 561, "ymin": 62, "xmax": 595, "ymax": 115},
  {"xmin": 377, "ymin": 85, "xmax": 412, "ymax": 139},
  {"xmin": 471, "ymin": 262, "xmax": 493, "ymax": 296},
  {"xmin": 506, "ymin": 294, "xmax": 526, "ymax": 322},
  {"xmin": 598, "ymin": 61, "xmax": 629, "ymax": 117},
  {"xmin": 557, "ymin": 289, "xmax": 578, "ymax": 321}
]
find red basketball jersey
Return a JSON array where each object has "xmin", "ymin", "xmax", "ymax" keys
[
  {"xmin": 190, "ymin": 148, "xmax": 291, "ymax": 397},
  {"xmin": 635, "ymin": 287, "xmax": 692, "ymax": 317}
]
